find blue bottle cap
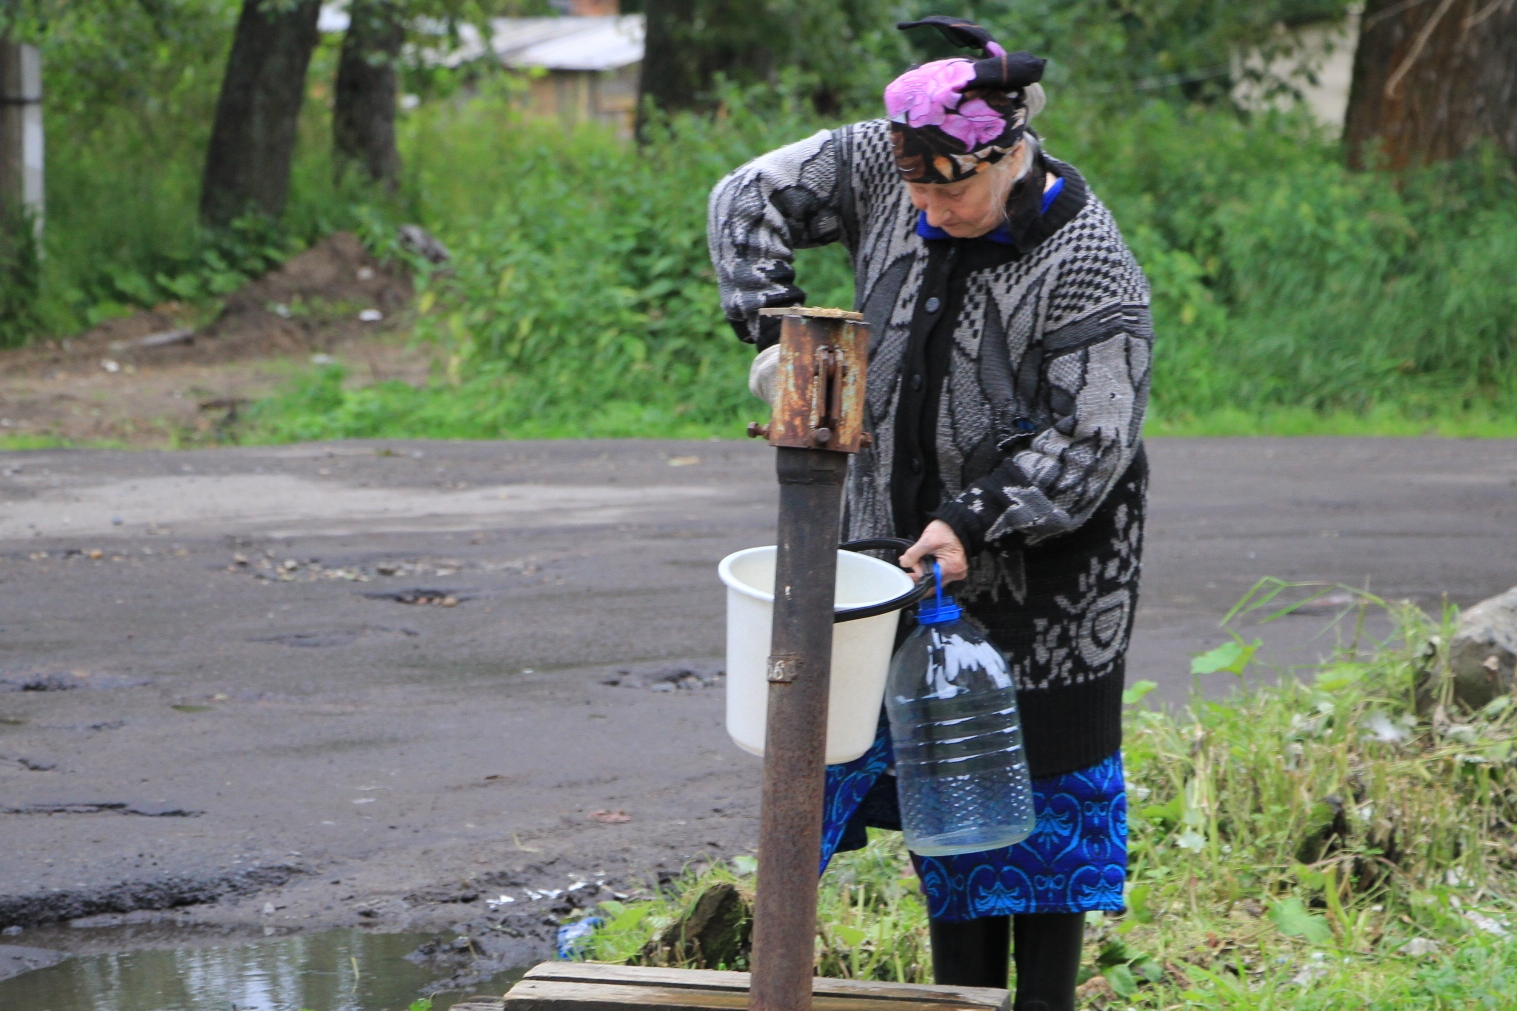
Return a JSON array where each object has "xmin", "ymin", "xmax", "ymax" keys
[{"xmin": 915, "ymin": 561, "xmax": 961, "ymax": 625}]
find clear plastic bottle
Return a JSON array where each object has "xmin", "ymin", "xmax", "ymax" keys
[{"xmin": 886, "ymin": 564, "xmax": 1035, "ymax": 856}]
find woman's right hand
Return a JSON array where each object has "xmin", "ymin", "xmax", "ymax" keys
[{"xmin": 900, "ymin": 520, "xmax": 969, "ymax": 584}]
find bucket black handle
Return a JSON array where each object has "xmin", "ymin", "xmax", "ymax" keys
[{"xmin": 834, "ymin": 538, "xmax": 936, "ymax": 624}]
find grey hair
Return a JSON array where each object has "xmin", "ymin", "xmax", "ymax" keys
[
  {"xmin": 1009, "ymin": 132, "xmax": 1040, "ymax": 185},
  {"xmin": 993, "ymin": 132, "xmax": 1043, "ymax": 227},
  {"xmin": 1023, "ymin": 83, "xmax": 1047, "ymax": 122}
]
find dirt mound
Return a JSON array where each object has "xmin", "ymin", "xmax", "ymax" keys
[
  {"xmin": 3, "ymin": 233, "xmax": 413, "ymax": 378},
  {"xmin": 210, "ymin": 231, "xmax": 415, "ymax": 358},
  {"xmin": 0, "ymin": 233, "xmax": 431, "ymax": 447}
]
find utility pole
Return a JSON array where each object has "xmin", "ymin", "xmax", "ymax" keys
[{"xmin": 0, "ymin": 38, "xmax": 43, "ymax": 235}]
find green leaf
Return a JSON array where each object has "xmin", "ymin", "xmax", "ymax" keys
[
  {"xmin": 1122, "ymin": 679, "xmax": 1158, "ymax": 705},
  {"xmin": 1480, "ymin": 694, "xmax": 1511, "ymax": 717},
  {"xmin": 732, "ymin": 854, "xmax": 757, "ymax": 876},
  {"xmin": 1142, "ymin": 795, "xmax": 1183, "ymax": 827},
  {"xmin": 1314, "ymin": 662, "xmax": 1365, "ymax": 691},
  {"xmin": 109, "ymin": 268, "xmax": 157, "ymax": 305},
  {"xmin": 1097, "ymin": 938, "xmax": 1134, "ymax": 968},
  {"xmin": 1125, "ymin": 883, "xmax": 1154, "ymax": 925},
  {"xmin": 1104, "ymin": 963, "xmax": 1140, "ymax": 997},
  {"xmin": 1134, "ymin": 956, "xmax": 1166, "ymax": 984},
  {"xmin": 1292, "ymin": 862, "xmax": 1328, "ymax": 891},
  {"xmin": 833, "ymin": 924, "xmax": 866, "ymax": 946},
  {"xmin": 1267, "ymin": 896, "xmax": 1333, "ymax": 944},
  {"xmin": 1191, "ymin": 638, "xmax": 1259, "ymax": 676}
]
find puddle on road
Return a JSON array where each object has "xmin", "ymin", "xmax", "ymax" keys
[{"xmin": 0, "ymin": 927, "xmax": 522, "ymax": 1011}]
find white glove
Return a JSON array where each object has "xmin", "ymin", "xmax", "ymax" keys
[{"xmin": 748, "ymin": 344, "xmax": 780, "ymax": 406}]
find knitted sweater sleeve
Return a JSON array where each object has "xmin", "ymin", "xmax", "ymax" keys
[
  {"xmin": 707, "ymin": 128, "xmax": 847, "ymax": 347},
  {"xmin": 932, "ymin": 252, "xmax": 1153, "ymax": 552}
]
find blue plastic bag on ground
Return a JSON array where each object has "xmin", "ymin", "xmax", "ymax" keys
[{"xmin": 555, "ymin": 917, "xmax": 603, "ymax": 960}]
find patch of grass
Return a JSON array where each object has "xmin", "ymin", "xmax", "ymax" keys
[
  {"xmin": 1147, "ymin": 406, "xmax": 1517, "ymax": 438},
  {"xmin": 569, "ymin": 584, "xmax": 1517, "ymax": 1007},
  {"xmin": 237, "ymin": 362, "xmax": 752, "ymax": 442},
  {"xmin": 0, "ymin": 433, "xmax": 119, "ymax": 451},
  {"xmin": 239, "ymin": 355, "xmax": 1517, "ymax": 443}
]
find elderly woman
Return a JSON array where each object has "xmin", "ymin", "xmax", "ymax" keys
[{"xmin": 708, "ymin": 16, "xmax": 1150, "ymax": 1011}]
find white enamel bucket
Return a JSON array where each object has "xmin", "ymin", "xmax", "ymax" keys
[{"xmin": 718, "ymin": 546, "xmax": 915, "ymax": 765}]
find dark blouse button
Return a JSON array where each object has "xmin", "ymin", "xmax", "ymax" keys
[
  {"xmin": 925, "ymin": 296, "xmax": 942, "ymax": 314},
  {"xmin": 911, "ymin": 373, "xmax": 924, "ymax": 392},
  {"xmin": 911, "ymin": 458, "xmax": 923, "ymax": 475}
]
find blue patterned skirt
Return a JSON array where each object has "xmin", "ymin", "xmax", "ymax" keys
[{"xmin": 820, "ymin": 721, "xmax": 1128, "ymax": 921}]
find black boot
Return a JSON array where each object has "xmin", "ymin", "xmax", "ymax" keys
[
  {"xmin": 1010, "ymin": 912, "xmax": 1085, "ymax": 1011},
  {"xmin": 928, "ymin": 914, "xmax": 1011, "ymax": 989}
]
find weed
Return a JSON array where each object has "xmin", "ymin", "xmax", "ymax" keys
[{"xmin": 570, "ymin": 584, "xmax": 1517, "ymax": 1007}]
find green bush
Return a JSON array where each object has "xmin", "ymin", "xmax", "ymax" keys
[
  {"xmin": 0, "ymin": 207, "xmax": 41, "ymax": 348},
  {"xmin": 244, "ymin": 83, "xmax": 1517, "ymax": 442},
  {"xmin": 13, "ymin": 2, "xmax": 1517, "ymax": 439},
  {"xmin": 251, "ymin": 81, "xmax": 857, "ymax": 441},
  {"xmin": 1048, "ymin": 101, "xmax": 1517, "ymax": 421}
]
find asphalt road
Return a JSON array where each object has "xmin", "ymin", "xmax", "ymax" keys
[{"xmin": 0, "ymin": 437, "xmax": 1513, "ymax": 972}]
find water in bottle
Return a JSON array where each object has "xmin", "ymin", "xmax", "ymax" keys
[{"xmin": 886, "ymin": 563, "xmax": 1035, "ymax": 856}]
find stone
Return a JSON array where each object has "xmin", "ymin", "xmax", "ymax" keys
[
  {"xmin": 399, "ymin": 224, "xmax": 451, "ymax": 265},
  {"xmin": 1073, "ymin": 974, "xmax": 1118, "ymax": 1009},
  {"xmin": 1445, "ymin": 587, "xmax": 1517, "ymax": 711},
  {"xmin": 639, "ymin": 882, "xmax": 752, "ymax": 970}
]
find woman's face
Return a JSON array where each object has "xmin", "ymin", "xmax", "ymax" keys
[{"xmin": 906, "ymin": 142, "xmax": 1023, "ymax": 238}]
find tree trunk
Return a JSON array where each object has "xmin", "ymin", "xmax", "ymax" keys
[
  {"xmin": 635, "ymin": 0, "xmax": 778, "ymax": 135},
  {"xmin": 199, "ymin": 0, "xmax": 322, "ymax": 228},
  {"xmin": 334, "ymin": 0, "xmax": 404, "ymax": 190},
  {"xmin": 1345, "ymin": 0, "xmax": 1517, "ymax": 169},
  {"xmin": 637, "ymin": 0, "xmax": 698, "ymax": 133}
]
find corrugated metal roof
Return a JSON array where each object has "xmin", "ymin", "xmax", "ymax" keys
[
  {"xmin": 492, "ymin": 16, "xmax": 644, "ymax": 71},
  {"xmin": 399, "ymin": 14, "xmax": 645, "ymax": 72},
  {"xmin": 320, "ymin": 7, "xmax": 645, "ymax": 72},
  {"xmin": 318, "ymin": 3, "xmax": 350, "ymax": 33}
]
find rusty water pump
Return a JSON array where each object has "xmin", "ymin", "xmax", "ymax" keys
[{"xmin": 743, "ymin": 308, "xmax": 932, "ymax": 1011}]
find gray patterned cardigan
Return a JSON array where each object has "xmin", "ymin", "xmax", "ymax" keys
[{"xmin": 709, "ymin": 119, "xmax": 1151, "ymax": 597}]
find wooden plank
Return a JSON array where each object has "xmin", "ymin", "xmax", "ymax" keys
[
  {"xmin": 511, "ymin": 964, "xmax": 1009, "ymax": 1011},
  {"xmin": 502, "ymin": 979, "xmax": 1003, "ymax": 1011}
]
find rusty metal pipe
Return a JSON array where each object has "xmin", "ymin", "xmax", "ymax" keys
[
  {"xmin": 746, "ymin": 308, "xmax": 870, "ymax": 1011},
  {"xmin": 749, "ymin": 446, "xmax": 848, "ymax": 1011}
]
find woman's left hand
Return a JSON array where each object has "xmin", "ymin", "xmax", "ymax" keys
[{"xmin": 899, "ymin": 520, "xmax": 969, "ymax": 584}]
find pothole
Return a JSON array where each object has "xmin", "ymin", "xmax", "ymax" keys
[
  {"xmin": 251, "ymin": 626, "xmax": 418, "ymax": 648},
  {"xmin": 601, "ymin": 666, "xmax": 725, "ymax": 691},
  {"xmin": 0, "ymin": 673, "xmax": 149, "ymax": 693},
  {"xmin": 363, "ymin": 588, "xmax": 477, "ymax": 607}
]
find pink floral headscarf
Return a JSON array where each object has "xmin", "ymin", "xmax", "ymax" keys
[{"xmin": 885, "ymin": 17, "xmax": 1046, "ymax": 184}]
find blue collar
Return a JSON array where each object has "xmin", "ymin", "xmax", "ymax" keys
[{"xmin": 915, "ymin": 175, "xmax": 1065, "ymax": 244}]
